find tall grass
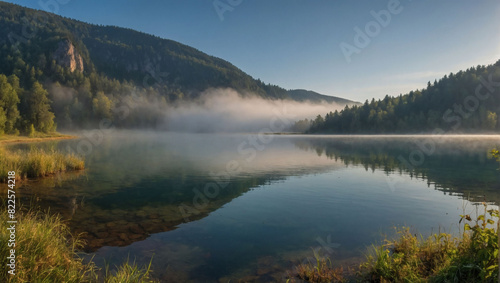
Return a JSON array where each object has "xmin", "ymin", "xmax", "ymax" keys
[
  {"xmin": 0, "ymin": 209, "xmax": 92, "ymax": 282},
  {"xmin": 102, "ymin": 258, "xmax": 155, "ymax": 283},
  {"xmin": 292, "ymin": 250, "xmax": 345, "ymax": 283},
  {"xmin": 0, "ymin": 146, "xmax": 84, "ymax": 182},
  {"xmin": 359, "ymin": 203, "xmax": 499, "ymax": 282},
  {"xmin": 0, "ymin": 209, "xmax": 156, "ymax": 282},
  {"xmin": 287, "ymin": 204, "xmax": 499, "ymax": 282}
]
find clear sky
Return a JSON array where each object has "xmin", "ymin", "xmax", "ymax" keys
[{"xmin": 6, "ymin": 0, "xmax": 500, "ymax": 102}]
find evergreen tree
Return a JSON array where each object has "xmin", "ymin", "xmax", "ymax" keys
[
  {"xmin": 0, "ymin": 74, "xmax": 20, "ymax": 134},
  {"xmin": 26, "ymin": 82, "xmax": 56, "ymax": 133}
]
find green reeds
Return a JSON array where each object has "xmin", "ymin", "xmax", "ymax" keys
[
  {"xmin": 0, "ymin": 146, "xmax": 84, "ymax": 182},
  {"xmin": 360, "ymin": 203, "xmax": 499, "ymax": 282}
]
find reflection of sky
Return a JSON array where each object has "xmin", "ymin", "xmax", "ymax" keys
[
  {"xmin": 92, "ymin": 160, "xmax": 488, "ymax": 282},
  {"xmin": 8, "ymin": 132, "xmax": 500, "ymax": 281}
]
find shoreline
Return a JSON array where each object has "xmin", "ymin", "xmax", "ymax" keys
[
  {"xmin": 0, "ymin": 134, "xmax": 78, "ymax": 145},
  {"xmin": 0, "ymin": 133, "xmax": 85, "ymax": 183}
]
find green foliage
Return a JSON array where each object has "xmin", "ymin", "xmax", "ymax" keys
[
  {"xmin": 0, "ymin": 107, "xmax": 6, "ymax": 135},
  {"xmin": 92, "ymin": 91, "xmax": 113, "ymax": 119},
  {"xmin": 360, "ymin": 204, "xmax": 499, "ymax": 282},
  {"xmin": 28, "ymin": 124, "xmax": 35, "ymax": 138},
  {"xmin": 360, "ymin": 228, "xmax": 456, "ymax": 282},
  {"xmin": 290, "ymin": 118, "xmax": 312, "ymax": 132},
  {"xmin": 0, "ymin": 74, "xmax": 20, "ymax": 134},
  {"xmin": 307, "ymin": 63, "xmax": 500, "ymax": 133},
  {"xmin": 291, "ymin": 251, "xmax": 345, "ymax": 283},
  {"xmin": 0, "ymin": 210, "xmax": 93, "ymax": 282},
  {"xmin": 102, "ymin": 258, "xmax": 156, "ymax": 283},
  {"xmin": 0, "ymin": 209, "xmax": 157, "ymax": 282},
  {"xmin": 0, "ymin": 1, "xmax": 301, "ymax": 133},
  {"xmin": 485, "ymin": 111, "xmax": 498, "ymax": 130},
  {"xmin": 25, "ymin": 82, "xmax": 56, "ymax": 133}
]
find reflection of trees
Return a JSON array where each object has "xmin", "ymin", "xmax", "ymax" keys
[
  {"xmin": 13, "ymin": 135, "xmax": 296, "ymax": 251},
  {"xmin": 293, "ymin": 137, "xmax": 500, "ymax": 203},
  {"xmin": 17, "ymin": 167, "xmax": 286, "ymax": 251},
  {"xmin": 13, "ymin": 135, "xmax": 500, "ymax": 252}
]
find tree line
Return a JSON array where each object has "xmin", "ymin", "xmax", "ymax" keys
[
  {"xmin": 303, "ymin": 61, "xmax": 500, "ymax": 133},
  {"xmin": 0, "ymin": 2, "xmax": 293, "ymax": 135}
]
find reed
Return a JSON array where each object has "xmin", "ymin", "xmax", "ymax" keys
[{"xmin": 0, "ymin": 146, "xmax": 84, "ymax": 182}]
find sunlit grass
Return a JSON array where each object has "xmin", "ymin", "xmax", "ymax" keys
[
  {"xmin": 0, "ymin": 146, "xmax": 84, "ymax": 182},
  {"xmin": 359, "ymin": 228, "xmax": 457, "ymax": 282},
  {"xmin": 360, "ymin": 203, "xmax": 499, "ymax": 282},
  {"xmin": 292, "ymin": 251, "xmax": 345, "ymax": 283},
  {"xmin": 102, "ymin": 257, "xmax": 156, "ymax": 283},
  {"xmin": 0, "ymin": 209, "xmax": 157, "ymax": 282},
  {"xmin": 0, "ymin": 132, "xmax": 74, "ymax": 143},
  {"xmin": 288, "ymin": 203, "xmax": 499, "ymax": 282},
  {"xmin": 0, "ymin": 209, "xmax": 93, "ymax": 282}
]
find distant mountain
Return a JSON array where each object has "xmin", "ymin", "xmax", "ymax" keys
[
  {"xmin": 0, "ymin": 2, "xmax": 359, "ymax": 132},
  {"xmin": 0, "ymin": 1, "xmax": 293, "ymax": 100},
  {"xmin": 287, "ymin": 89, "xmax": 359, "ymax": 105}
]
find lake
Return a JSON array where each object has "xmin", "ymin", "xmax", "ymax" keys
[{"xmin": 8, "ymin": 132, "xmax": 500, "ymax": 282}]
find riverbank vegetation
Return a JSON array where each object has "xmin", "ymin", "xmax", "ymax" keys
[
  {"xmin": 0, "ymin": 145, "xmax": 84, "ymax": 182},
  {"xmin": 0, "ymin": 132, "xmax": 75, "ymax": 144},
  {"xmin": 287, "ymin": 203, "xmax": 499, "ymax": 282},
  {"xmin": 0, "ymin": 209, "xmax": 156, "ymax": 282}
]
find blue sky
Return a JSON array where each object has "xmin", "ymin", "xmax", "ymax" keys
[{"xmin": 7, "ymin": 0, "xmax": 500, "ymax": 102}]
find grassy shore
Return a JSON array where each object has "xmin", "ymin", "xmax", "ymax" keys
[
  {"xmin": 287, "ymin": 203, "xmax": 499, "ymax": 283},
  {"xmin": 0, "ymin": 132, "xmax": 77, "ymax": 144},
  {"xmin": 0, "ymin": 133, "xmax": 84, "ymax": 182},
  {"xmin": 0, "ymin": 146, "xmax": 85, "ymax": 182},
  {"xmin": 0, "ymin": 209, "xmax": 156, "ymax": 282},
  {"xmin": 3, "ymin": 207, "xmax": 496, "ymax": 282}
]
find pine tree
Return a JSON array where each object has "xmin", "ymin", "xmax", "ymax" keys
[
  {"xmin": 0, "ymin": 74, "xmax": 20, "ymax": 134},
  {"xmin": 26, "ymin": 82, "xmax": 56, "ymax": 133}
]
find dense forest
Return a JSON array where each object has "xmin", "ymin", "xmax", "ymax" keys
[
  {"xmin": 0, "ymin": 2, "xmax": 356, "ymax": 135},
  {"xmin": 304, "ymin": 60, "xmax": 500, "ymax": 133}
]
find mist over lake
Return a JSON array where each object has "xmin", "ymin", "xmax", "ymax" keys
[
  {"xmin": 1, "ymin": 1, "xmax": 500, "ymax": 282},
  {"xmin": 10, "ymin": 131, "xmax": 500, "ymax": 281}
]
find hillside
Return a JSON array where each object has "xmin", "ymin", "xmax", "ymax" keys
[
  {"xmin": 0, "ymin": 2, "xmax": 288, "ymax": 99},
  {"xmin": 0, "ymin": 1, "xmax": 354, "ymax": 133},
  {"xmin": 305, "ymin": 61, "xmax": 500, "ymax": 133}
]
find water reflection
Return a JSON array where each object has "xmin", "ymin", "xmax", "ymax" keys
[
  {"xmin": 291, "ymin": 135, "xmax": 500, "ymax": 203},
  {"xmin": 2, "ymin": 133, "xmax": 500, "ymax": 281}
]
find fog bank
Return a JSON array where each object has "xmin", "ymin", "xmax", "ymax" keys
[{"xmin": 164, "ymin": 88, "xmax": 341, "ymax": 133}]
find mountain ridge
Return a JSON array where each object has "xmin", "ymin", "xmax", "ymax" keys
[
  {"xmin": 0, "ymin": 1, "xmax": 355, "ymax": 104},
  {"xmin": 0, "ymin": 1, "xmax": 356, "ymax": 133},
  {"xmin": 287, "ymin": 89, "xmax": 359, "ymax": 105}
]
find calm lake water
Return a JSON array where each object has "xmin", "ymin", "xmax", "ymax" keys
[{"xmin": 8, "ymin": 132, "xmax": 500, "ymax": 282}]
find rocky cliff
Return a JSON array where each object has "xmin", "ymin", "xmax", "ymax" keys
[{"xmin": 52, "ymin": 39, "xmax": 84, "ymax": 72}]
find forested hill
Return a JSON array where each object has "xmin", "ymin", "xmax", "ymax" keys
[
  {"xmin": 306, "ymin": 61, "xmax": 500, "ymax": 134},
  {"xmin": 0, "ymin": 1, "xmax": 285, "ymax": 100},
  {"xmin": 0, "ymin": 2, "xmax": 354, "ymax": 133}
]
